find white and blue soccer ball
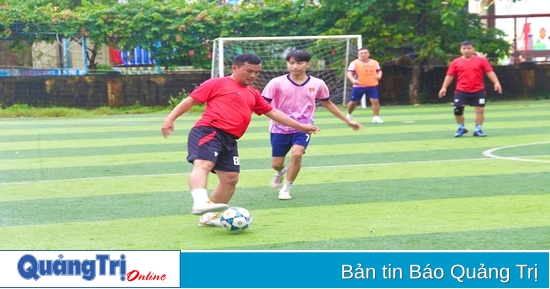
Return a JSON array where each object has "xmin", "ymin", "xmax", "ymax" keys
[{"xmin": 220, "ymin": 207, "xmax": 252, "ymax": 233}]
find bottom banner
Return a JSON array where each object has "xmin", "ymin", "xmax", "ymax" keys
[{"xmin": 180, "ymin": 251, "xmax": 549, "ymax": 288}]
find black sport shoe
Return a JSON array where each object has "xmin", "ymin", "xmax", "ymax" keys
[
  {"xmin": 454, "ymin": 128, "xmax": 468, "ymax": 137},
  {"xmin": 473, "ymin": 130, "xmax": 487, "ymax": 137}
]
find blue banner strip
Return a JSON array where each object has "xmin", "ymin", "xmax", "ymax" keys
[{"xmin": 180, "ymin": 251, "xmax": 549, "ymax": 288}]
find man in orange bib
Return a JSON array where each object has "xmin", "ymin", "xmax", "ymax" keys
[{"xmin": 346, "ymin": 48, "xmax": 384, "ymax": 123}]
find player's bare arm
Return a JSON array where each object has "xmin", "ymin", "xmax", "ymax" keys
[
  {"xmin": 438, "ymin": 75, "xmax": 455, "ymax": 98},
  {"xmin": 486, "ymin": 71, "xmax": 502, "ymax": 94},
  {"xmin": 347, "ymin": 71, "xmax": 358, "ymax": 85},
  {"xmin": 265, "ymin": 109, "xmax": 320, "ymax": 134},
  {"xmin": 321, "ymin": 100, "xmax": 363, "ymax": 131},
  {"xmin": 161, "ymin": 97, "xmax": 200, "ymax": 138}
]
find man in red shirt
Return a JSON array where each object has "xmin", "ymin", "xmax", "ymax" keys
[
  {"xmin": 161, "ymin": 53, "xmax": 319, "ymax": 226},
  {"xmin": 438, "ymin": 41, "xmax": 502, "ymax": 137}
]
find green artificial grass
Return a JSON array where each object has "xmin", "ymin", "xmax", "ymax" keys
[{"xmin": 1, "ymin": 101, "xmax": 549, "ymax": 250}]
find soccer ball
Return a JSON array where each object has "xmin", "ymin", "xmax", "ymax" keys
[{"xmin": 220, "ymin": 207, "xmax": 252, "ymax": 233}]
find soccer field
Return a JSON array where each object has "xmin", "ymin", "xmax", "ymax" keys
[{"xmin": 1, "ymin": 101, "xmax": 549, "ymax": 250}]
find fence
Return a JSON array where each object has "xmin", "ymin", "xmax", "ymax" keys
[{"xmin": 1, "ymin": 63, "xmax": 549, "ymax": 109}]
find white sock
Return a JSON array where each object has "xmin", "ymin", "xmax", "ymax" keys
[
  {"xmin": 191, "ymin": 188, "xmax": 208, "ymax": 204},
  {"xmin": 274, "ymin": 167, "xmax": 286, "ymax": 175},
  {"xmin": 284, "ymin": 181, "xmax": 293, "ymax": 189}
]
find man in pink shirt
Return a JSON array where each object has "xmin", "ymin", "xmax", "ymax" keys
[
  {"xmin": 438, "ymin": 41, "xmax": 502, "ymax": 137},
  {"xmin": 262, "ymin": 50, "xmax": 362, "ymax": 200}
]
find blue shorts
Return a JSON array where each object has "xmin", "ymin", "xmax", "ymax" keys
[
  {"xmin": 187, "ymin": 126, "xmax": 240, "ymax": 173},
  {"xmin": 271, "ymin": 132, "xmax": 311, "ymax": 157},
  {"xmin": 350, "ymin": 87, "xmax": 379, "ymax": 102}
]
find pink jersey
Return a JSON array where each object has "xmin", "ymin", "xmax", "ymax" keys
[{"xmin": 262, "ymin": 74, "xmax": 330, "ymax": 134}]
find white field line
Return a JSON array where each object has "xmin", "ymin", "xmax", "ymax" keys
[
  {"xmin": 1, "ymin": 157, "xmax": 492, "ymax": 185},
  {"xmin": 3, "ymin": 107, "xmax": 545, "ymax": 129},
  {"xmin": 483, "ymin": 141, "xmax": 550, "ymax": 163},
  {"xmin": 5, "ymin": 150, "xmax": 550, "ymax": 185},
  {"xmin": 0, "ymin": 137, "xmax": 550, "ymax": 185},
  {"xmin": 2, "ymin": 144, "xmax": 548, "ymax": 186}
]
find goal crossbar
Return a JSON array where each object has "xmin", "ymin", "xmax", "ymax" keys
[
  {"xmin": 215, "ymin": 35, "xmax": 363, "ymax": 41},
  {"xmin": 211, "ymin": 35, "xmax": 366, "ymax": 108}
]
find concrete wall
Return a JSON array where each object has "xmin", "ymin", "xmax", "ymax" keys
[{"xmin": 0, "ymin": 71, "xmax": 210, "ymax": 108}]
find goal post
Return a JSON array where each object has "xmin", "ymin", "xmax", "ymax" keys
[{"xmin": 211, "ymin": 35, "xmax": 367, "ymax": 108}]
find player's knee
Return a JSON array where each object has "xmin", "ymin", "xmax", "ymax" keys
[
  {"xmin": 222, "ymin": 172, "xmax": 239, "ymax": 187},
  {"xmin": 271, "ymin": 159, "xmax": 285, "ymax": 171},
  {"xmin": 474, "ymin": 106, "xmax": 485, "ymax": 113},
  {"xmin": 454, "ymin": 105, "xmax": 464, "ymax": 116},
  {"xmin": 290, "ymin": 149, "xmax": 304, "ymax": 162}
]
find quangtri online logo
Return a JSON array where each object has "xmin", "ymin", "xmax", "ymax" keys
[{"xmin": 17, "ymin": 253, "xmax": 167, "ymax": 282}]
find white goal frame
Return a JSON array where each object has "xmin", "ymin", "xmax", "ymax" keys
[{"xmin": 211, "ymin": 35, "xmax": 367, "ymax": 108}]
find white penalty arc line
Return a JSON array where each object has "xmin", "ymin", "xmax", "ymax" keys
[
  {"xmin": 5, "ymin": 143, "xmax": 549, "ymax": 186},
  {"xmin": 482, "ymin": 141, "xmax": 550, "ymax": 163},
  {"xmin": 0, "ymin": 157, "xmax": 493, "ymax": 186}
]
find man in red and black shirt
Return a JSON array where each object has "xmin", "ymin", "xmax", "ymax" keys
[
  {"xmin": 438, "ymin": 41, "xmax": 502, "ymax": 137},
  {"xmin": 161, "ymin": 53, "xmax": 319, "ymax": 226}
]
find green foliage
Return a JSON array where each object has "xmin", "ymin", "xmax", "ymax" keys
[
  {"xmin": 95, "ymin": 64, "xmax": 113, "ymax": 71},
  {"xmin": 320, "ymin": 0, "xmax": 510, "ymax": 63},
  {"xmin": 0, "ymin": 0, "xmax": 513, "ymax": 71},
  {"xmin": 168, "ymin": 88, "xmax": 191, "ymax": 109},
  {"xmin": 0, "ymin": 0, "xmax": 326, "ymax": 69},
  {"xmin": 167, "ymin": 87, "xmax": 204, "ymax": 113}
]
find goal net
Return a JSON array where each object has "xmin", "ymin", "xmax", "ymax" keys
[{"xmin": 211, "ymin": 35, "xmax": 364, "ymax": 106}]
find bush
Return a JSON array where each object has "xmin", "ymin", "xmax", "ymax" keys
[{"xmin": 168, "ymin": 88, "xmax": 191, "ymax": 108}]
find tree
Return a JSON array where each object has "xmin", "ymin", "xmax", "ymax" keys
[
  {"xmin": 316, "ymin": 0, "xmax": 510, "ymax": 104},
  {"xmin": 0, "ymin": 0, "xmax": 121, "ymax": 70},
  {"xmin": 0, "ymin": 0, "xmax": 513, "ymax": 83},
  {"xmin": 0, "ymin": 0, "xmax": 228, "ymax": 69}
]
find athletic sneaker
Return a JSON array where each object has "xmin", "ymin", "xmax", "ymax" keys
[
  {"xmin": 473, "ymin": 130, "xmax": 487, "ymax": 137},
  {"xmin": 191, "ymin": 201, "xmax": 228, "ymax": 215},
  {"xmin": 346, "ymin": 114, "xmax": 353, "ymax": 120},
  {"xmin": 270, "ymin": 168, "xmax": 286, "ymax": 190},
  {"xmin": 372, "ymin": 116, "xmax": 384, "ymax": 124},
  {"xmin": 278, "ymin": 185, "xmax": 292, "ymax": 200},
  {"xmin": 454, "ymin": 128, "xmax": 468, "ymax": 137},
  {"xmin": 198, "ymin": 212, "xmax": 222, "ymax": 227}
]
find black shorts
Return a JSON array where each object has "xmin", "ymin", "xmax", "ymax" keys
[
  {"xmin": 454, "ymin": 90, "xmax": 487, "ymax": 107},
  {"xmin": 187, "ymin": 126, "xmax": 240, "ymax": 173}
]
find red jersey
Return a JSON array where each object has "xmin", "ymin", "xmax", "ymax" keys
[
  {"xmin": 446, "ymin": 56, "xmax": 493, "ymax": 93},
  {"xmin": 190, "ymin": 77, "xmax": 273, "ymax": 139}
]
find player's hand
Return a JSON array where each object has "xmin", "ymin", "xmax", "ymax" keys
[
  {"xmin": 438, "ymin": 88, "xmax": 447, "ymax": 98},
  {"xmin": 346, "ymin": 120, "xmax": 363, "ymax": 131},
  {"xmin": 161, "ymin": 120, "xmax": 174, "ymax": 138},
  {"xmin": 301, "ymin": 124, "xmax": 320, "ymax": 134},
  {"xmin": 494, "ymin": 83, "xmax": 502, "ymax": 94}
]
